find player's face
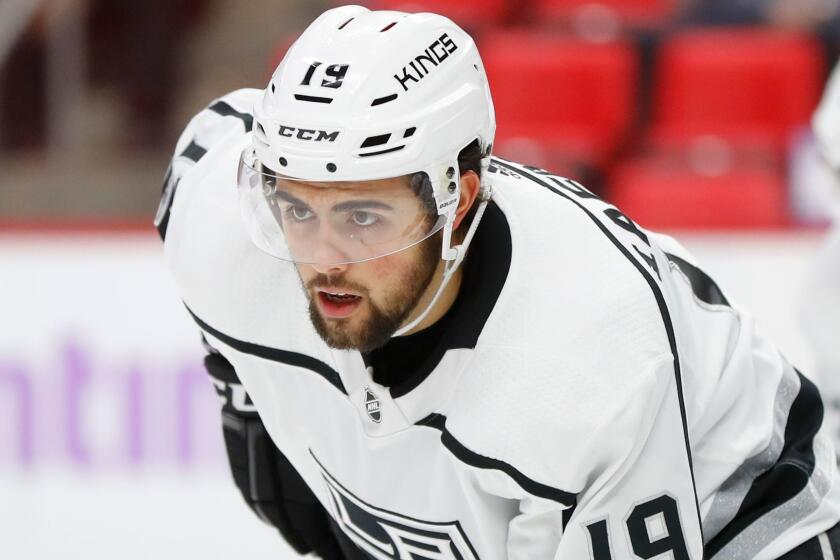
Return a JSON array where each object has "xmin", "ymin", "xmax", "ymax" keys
[
  {"xmin": 266, "ymin": 175, "xmax": 440, "ymax": 266},
  {"xmin": 290, "ymin": 179, "xmax": 442, "ymax": 351}
]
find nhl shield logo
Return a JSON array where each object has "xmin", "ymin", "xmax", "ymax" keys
[{"xmin": 364, "ymin": 387, "xmax": 382, "ymax": 423}]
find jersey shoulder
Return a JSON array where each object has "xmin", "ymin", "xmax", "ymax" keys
[
  {"xmin": 434, "ymin": 158, "xmax": 680, "ymax": 496},
  {"xmin": 172, "ymin": 88, "xmax": 259, "ymax": 161},
  {"xmin": 158, "ymin": 89, "xmax": 313, "ymax": 350},
  {"xmin": 477, "ymin": 157, "xmax": 675, "ymax": 371},
  {"xmin": 440, "ymin": 342, "xmax": 675, "ymax": 502},
  {"xmin": 155, "ymin": 88, "xmax": 262, "ymax": 239}
]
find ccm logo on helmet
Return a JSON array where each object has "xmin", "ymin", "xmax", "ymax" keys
[
  {"xmin": 393, "ymin": 33, "xmax": 458, "ymax": 92},
  {"xmin": 278, "ymin": 125, "xmax": 340, "ymax": 142}
]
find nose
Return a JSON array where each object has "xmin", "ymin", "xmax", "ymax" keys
[
  {"xmin": 310, "ymin": 259, "xmax": 349, "ymax": 275},
  {"xmin": 307, "ymin": 224, "xmax": 352, "ymax": 274}
]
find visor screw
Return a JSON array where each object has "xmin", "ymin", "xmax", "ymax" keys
[
  {"xmin": 326, "ymin": 162, "xmax": 337, "ymax": 173},
  {"xmin": 446, "ymin": 166, "xmax": 455, "ymax": 178},
  {"xmin": 278, "ymin": 157, "xmax": 288, "ymax": 167},
  {"xmin": 448, "ymin": 181, "xmax": 457, "ymax": 193}
]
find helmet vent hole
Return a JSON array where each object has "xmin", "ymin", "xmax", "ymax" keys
[
  {"xmin": 279, "ymin": 157, "xmax": 288, "ymax": 167},
  {"xmin": 380, "ymin": 21, "xmax": 398, "ymax": 32},
  {"xmin": 403, "ymin": 127, "xmax": 416, "ymax": 138},
  {"xmin": 270, "ymin": 82, "xmax": 276, "ymax": 93},
  {"xmin": 361, "ymin": 133, "xmax": 391, "ymax": 149},
  {"xmin": 338, "ymin": 17, "xmax": 355, "ymax": 30},
  {"xmin": 326, "ymin": 163, "xmax": 337, "ymax": 173}
]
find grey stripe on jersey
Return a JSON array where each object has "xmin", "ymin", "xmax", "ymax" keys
[
  {"xmin": 714, "ymin": 435, "xmax": 833, "ymax": 559},
  {"xmin": 707, "ymin": 361, "xmax": 835, "ymax": 559},
  {"xmin": 703, "ymin": 362, "xmax": 801, "ymax": 539},
  {"xmin": 819, "ymin": 532, "xmax": 836, "ymax": 560}
]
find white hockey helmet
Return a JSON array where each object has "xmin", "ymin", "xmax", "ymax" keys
[{"xmin": 238, "ymin": 5, "xmax": 495, "ymax": 266}]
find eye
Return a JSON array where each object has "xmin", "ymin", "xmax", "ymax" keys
[
  {"xmin": 351, "ymin": 211, "xmax": 379, "ymax": 227},
  {"xmin": 288, "ymin": 205, "xmax": 314, "ymax": 221}
]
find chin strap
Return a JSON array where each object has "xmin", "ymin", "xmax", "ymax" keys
[{"xmin": 392, "ymin": 184, "xmax": 492, "ymax": 337}]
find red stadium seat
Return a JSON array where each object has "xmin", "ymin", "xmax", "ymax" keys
[
  {"xmin": 652, "ymin": 30, "xmax": 824, "ymax": 153},
  {"xmin": 480, "ymin": 32, "xmax": 638, "ymax": 172},
  {"xmin": 365, "ymin": 0, "xmax": 511, "ymax": 29},
  {"xmin": 533, "ymin": 0, "xmax": 677, "ymax": 28},
  {"xmin": 609, "ymin": 159, "xmax": 789, "ymax": 229}
]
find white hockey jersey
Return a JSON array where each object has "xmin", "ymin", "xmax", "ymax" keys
[{"xmin": 161, "ymin": 89, "xmax": 840, "ymax": 559}]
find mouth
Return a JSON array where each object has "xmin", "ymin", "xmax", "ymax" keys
[{"xmin": 315, "ymin": 288, "xmax": 364, "ymax": 319}]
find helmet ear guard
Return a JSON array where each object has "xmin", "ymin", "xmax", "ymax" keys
[
  {"xmin": 435, "ymin": 158, "xmax": 461, "ymax": 262},
  {"xmin": 392, "ymin": 160, "xmax": 493, "ymax": 337}
]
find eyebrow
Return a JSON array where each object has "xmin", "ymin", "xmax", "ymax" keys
[
  {"xmin": 274, "ymin": 190, "xmax": 309, "ymax": 207},
  {"xmin": 274, "ymin": 190, "xmax": 394, "ymax": 213},
  {"xmin": 332, "ymin": 199, "xmax": 394, "ymax": 212}
]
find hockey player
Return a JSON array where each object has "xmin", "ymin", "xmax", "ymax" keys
[{"xmin": 158, "ymin": 6, "xmax": 840, "ymax": 559}]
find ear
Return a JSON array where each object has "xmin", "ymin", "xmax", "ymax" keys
[{"xmin": 453, "ymin": 170, "xmax": 481, "ymax": 232}]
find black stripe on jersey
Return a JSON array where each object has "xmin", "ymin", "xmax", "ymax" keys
[
  {"xmin": 208, "ymin": 100, "xmax": 254, "ymax": 132},
  {"xmin": 664, "ymin": 253, "xmax": 730, "ymax": 307},
  {"xmin": 156, "ymin": 165, "xmax": 176, "ymax": 241},
  {"xmin": 417, "ymin": 414, "xmax": 578, "ymax": 508},
  {"xmin": 156, "ymin": 140, "xmax": 208, "ymax": 240},
  {"xmin": 158, "ymin": 102, "xmax": 249, "ymax": 241},
  {"xmin": 829, "ymin": 522, "xmax": 840, "ymax": 556},
  {"xmin": 180, "ymin": 140, "xmax": 207, "ymax": 163},
  {"xmin": 492, "ymin": 159, "xmax": 702, "ymax": 534},
  {"xmin": 705, "ymin": 369, "xmax": 824, "ymax": 557},
  {"xmin": 186, "ymin": 306, "xmax": 347, "ymax": 394}
]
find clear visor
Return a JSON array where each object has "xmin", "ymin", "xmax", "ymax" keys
[{"xmin": 237, "ymin": 148, "xmax": 445, "ymax": 265}]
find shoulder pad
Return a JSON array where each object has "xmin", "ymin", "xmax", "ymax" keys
[{"xmin": 155, "ymin": 89, "xmax": 261, "ymax": 239}]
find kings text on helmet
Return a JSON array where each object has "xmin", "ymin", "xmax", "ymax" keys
[{"xmin": 393, "ymin": 33, "xmax": 458, "ymax": 92}]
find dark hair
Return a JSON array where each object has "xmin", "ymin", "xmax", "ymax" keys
[
  {"xmin": 457, "ymin": 138, "xmax": 484, "ymax": 178},
  {"xmin": 455, "ymin": 139, "xmax": 485, "ymax": 237}
]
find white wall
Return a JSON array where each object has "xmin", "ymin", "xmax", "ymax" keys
[
  {"xmin": 0, "ymin": 229, "xmax": 827, "ymax": 559},
  {"xmin": 0, "ymin": 232, "xmax": 297, "ymax": 559}
]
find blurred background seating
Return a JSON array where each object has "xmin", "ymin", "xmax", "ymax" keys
[
  {"xmin": 531, "ymin": 0, "xmax": 678, "ymax": 32},
  {"xmin": 610, "ymin": 158, "xmax": 789, "ymax": 229},
  {"xmin": 648, "ymin": 29, "xmax": 824, "ymax": 157},
  {"xmin": 481, "ymin": 31, "xmax": 638, "ymax": 186},
  {"xmin": 0, "ymin": 0, "xmax": 838, "ymax": 228},
  {"xmin": 368, "ymin": 0, "xmax": 512, "ymax": 29}
]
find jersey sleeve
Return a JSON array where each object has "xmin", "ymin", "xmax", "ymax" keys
[
  {"xmin": 204, "ymin": 342, "xmax": 353, "ymax": 559},
  {"xmin": 154, "ymin": 88, "xmax": 260, "ymax": 240},
  {"xmin": 506, "ymin": 354, "xmax": 704, "ymax": 560},
  {"xmin": 159, "ymin": 91, "xmax": 362, "ymax": 558}
]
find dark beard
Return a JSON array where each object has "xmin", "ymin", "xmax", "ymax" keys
[{"xmin": 306, "ymin": 235, "xmax": 441, "ymax": 352}]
